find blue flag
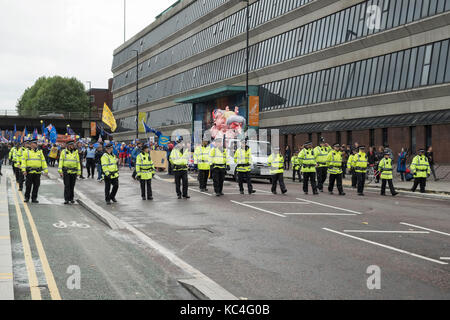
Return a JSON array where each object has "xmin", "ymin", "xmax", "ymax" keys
[
  {"xmin": 158, "ymin": 135, "xmax": 170, "ymax": 146},
  {"xmin": 142, "ymin": 121, "xmax": 162, "ymax": 137},
  {"xmin": 49, "ymin": 126, "xmax": 57, "ymax": 144},
  {"xmin": 33, "ymin": 129, "xmax": 38, "ymax": 139}
]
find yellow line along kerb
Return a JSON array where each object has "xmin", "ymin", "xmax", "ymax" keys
[
  {"xmin": 17, "ymin": 186, "xmax": 62, "ymax": 300},
  {"xmin": 10, "ymin": 178, "xmax": 42, "ymax": 300}
]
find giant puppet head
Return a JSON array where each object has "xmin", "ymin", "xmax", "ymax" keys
[{"xmin": 210, "ymin": 106, "xmax": 246, "ymax": 140}]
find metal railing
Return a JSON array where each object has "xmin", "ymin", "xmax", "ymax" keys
[{"xmin": 0, "ymin": 110, "xmax": 100, "ymax": 120}]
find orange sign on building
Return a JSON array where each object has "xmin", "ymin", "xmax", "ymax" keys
[
  {"xmin": 249, "ymin": 96, "xmax": 260, "ymax": 127},
  {"xmin": 90, "ymin": 122, "xmax": 97, "ymax": 136}
]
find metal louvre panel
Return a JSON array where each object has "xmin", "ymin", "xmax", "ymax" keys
[{"xmin": 276, "ymin": 110, "xmax": 450, "ymax": 135}]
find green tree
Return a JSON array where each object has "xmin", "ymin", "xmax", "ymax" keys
[{"xmin": 16, "ymin": 76, "xmax": 90, "ymax": 116}]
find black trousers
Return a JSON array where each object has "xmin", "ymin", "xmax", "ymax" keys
[
  {"xmin": 140, "ymin": 179, "xmax": 152, "ymax": 198},
  {"xmin": 271, "ymin": 173, "xmax": 287, "ymax": 193},
  {"xmin": 212, "ymin": 167, "xmax": 225, "ymax": 194},
  {"xmin": 356, "ymin": 172, "xmax": 366, "ymax": 194},
  {"xmin": 86, "ymin": 159, "xmax": 96, "ymax": 177},
  {"xmin": 104, "ymin": 176, "xmax": 119, "ymax": 201},
  {"xmin": 381, "ymin": 179, "xmax": 396, "ymax": 195},
  {"xmin": 238, "ymin": 171, "xmax": 253, "ymax": 193},
  {"xmin": 302, "ymin": 172, "xmax": 317, "ymax": 193},
  {"xmin": 17, "ymin": 169, "xmax": 24, "ymax": 190},
  {"xmin": 342, "ymin": 162, "xmax": 347, "ymax": 178},
  {"xmin": 25, "ymin": 173, "xmax": 41, "ymax": 201},
  {"xmin": 411, "ymin": 177, "xmax": 426, "ymax": 193},
  {"xmin": 292, "ymin": 169, "xmax": 302, "ymax": 182},
  {"xmin": 351, "ymin": 171, "xmax": 357, "ymax": 187},
  {"xmin": 63, "ymin": 173, "xmax": 77, "ymax": 201},
  {"xmin": 198, "ymin": 169, "xmax": 209, "ymax": 190},
  {"xmin": 317, "ymin": 167, "xmax": 328, "ymax": 190},
  {"xmin": 328, "ymin": 174, "xmax": 344, "ymax": 194},
  {"xmin": 174, "ymin": 171, "xmax": 188, "ymax": 197}
]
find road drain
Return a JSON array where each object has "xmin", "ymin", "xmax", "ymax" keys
[{"xmin": 176, "ymin": 227, "xmax": 214, "ymax": 234}]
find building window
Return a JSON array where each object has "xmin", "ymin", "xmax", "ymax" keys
[
  {"xmin": 382, "ymin": 128, "xmax": 388, "ymax": 146},
  {"xmin": 410, "ymin": 126, "xmax": 416, "ymax": 154},
  {"xmin": 425, "ymin": 125, "xmax": 432, "ymax": 149},
  {"xmin": 90, "ymin": 95, "xmax": 95, "ymax": 103},
  {"xmin": 336, "ymin": 131, "xmax": 341, "ymax": 144},
  {"xmin": 369, "ymin": 129, "xmax": 375, "ymax": 147},
  {"xmin": 308, "ymin": 133, "xmax": 312, "ymax": 142},
  {"xmin": 316, "ymin": 133, "xmax": 322, "ymax": 145},
  {"xmin": 347, "ymin": 131, "xmax": 352, "ymax": 146}
]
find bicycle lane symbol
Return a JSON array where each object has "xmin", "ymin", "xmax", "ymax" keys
[{"xmin": 53, "ymin": 221, "xmax": 90, "ymax": 229}]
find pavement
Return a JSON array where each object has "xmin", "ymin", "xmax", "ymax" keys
[
  {"xmin": 1, "ymin": 165, "xmax": 449, "ymax": 299},
  {"xmin": 0, "ymin": 172, "xmax": 13, "ymax": 300}
]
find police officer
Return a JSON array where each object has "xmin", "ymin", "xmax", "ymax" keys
[
  {"xmin": 291, "ymin": 149, "xmax": 302, "ymax": 182},
  {"xmin": 410, "ymin": 148, "xmax": 431, "ymax": 193},
  {"xmin": 326, "ymin": 143, "xmax": 345, "ymax": 195},
  {"xmin": 314, "ymin": 138, "xmax": 331, "ymax": 192},
  {"xmin": 194, "ymin": 138, "xmax": 211, "ymax": 192},
  {"xmin": 101, "ymin": 143, "xmax": 119, "ymax": 205},
  {"xmin": 169, "ymin": 138, "xmax": 190, "ymax": 199},
  {"xmin": 298, "ymin": 142, "xmax": 318, "ymax": 195},
  {"xmin": 352, "ymin": 145, "xmax": 368, "ymax": 196},
  {"xmin": 21, "ymin": 139, "xmax": 48, "ymax": 203},
  {"xmin": 234, "ymin": 140, "xmax": 255, "ymax": 195},
  {"xmin": 379, "ymin": 151, "xmax": 398, "ymax": 196},
  {"xmin": 58, "ymin": 141, "xmax": 81, "ymax": 204},
  {"xmin": 136, "ymin": 144, "xmax": 155, "ymax": 200},
  {"xmin": 268, "ymin": 147, "xmax": 287, "ymax": 195},
  {"xmin": 347, "ymin": 148, "xmax": 358, "ymax": 188},
  {"xmin": 210, "ymin": 138, "xmax": 229, "ymax": 197},
  {"xmin": 15, "ymin": 142, "xmax": 26, "ymax": 191}
]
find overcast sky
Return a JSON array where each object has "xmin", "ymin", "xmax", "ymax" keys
[{"xmin": 0, "ymin": 0, "xmax": 174, "ymax": 111}]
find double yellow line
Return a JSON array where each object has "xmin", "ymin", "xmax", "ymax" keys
[{"xmin": 10, "ymin": 177, "xmax": 61, "ymax": 300}]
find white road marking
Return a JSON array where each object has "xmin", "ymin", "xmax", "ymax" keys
[
  {"xmin": 252, "ymin": 189, "xmax": 272, "ymax": 194},
  {"xmin": 343, "ymin": 230, "xmax": 429, "ymax": 234},
  {"xmin": 323, "ymin": 228, "xmax": 448, "ymax": 265},
  {"xmin": 285, "ymin": 213, "xmax": 357, "ymax": 216},
  {"xmin": 188, "ymin": 187, "xmax": 214, "ymax": 196},
  {"xmin": 243, "ymin": 201, "xmax": 310, "ymax": 204},
  {"xmin": 440, "ymin": 257, "xmax": 450, "ymax": 260},
  {"xmin": 296, "ymin": 198, "xmax": 362, "ymax": 215},
  {"xmin": 230, "ymin": 200, "xmax": 286, "ymax": 218},
  {"xmin": 399, "ymin": 223, "xmax": 450, "ymax": 237}
]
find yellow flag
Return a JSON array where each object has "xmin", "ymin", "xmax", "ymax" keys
[
  {"xmin": 138, "ymin": 112, "xmax": 147, "ymax": 133},
  {"xmin": 102, "ymin": 103, "xmax": 117, "ymax": 132}
]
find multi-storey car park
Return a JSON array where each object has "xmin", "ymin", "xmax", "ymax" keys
[{"xmin": 111, "ymin": 0, "xmax": 450, "ymax": 163}]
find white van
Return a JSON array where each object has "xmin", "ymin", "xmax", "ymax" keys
[{"xmin": 225, "ymin": 139, "xmax": 272, "ymax": 182}]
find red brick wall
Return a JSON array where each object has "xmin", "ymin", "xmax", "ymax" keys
[
  {"xmin": 352, "ymin": 130, "xmax": 370, "ymax": 147},
  {"xmin": 432, "ymin": 124, "xmax": 450, "ymax": 164},
  {"xmin": 388, "ymin": 127, "xmax": 410, "ymax": 155}
]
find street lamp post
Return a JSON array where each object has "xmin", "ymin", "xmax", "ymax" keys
[
  {"xmin": 131, "ymin": 49, "xmax": 139, "ymax": 140},
  {"xmin": 241, "ymin": 0, "xmax": 250, "ymax": 125}
]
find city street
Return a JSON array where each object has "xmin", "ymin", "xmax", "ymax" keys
[{"xmin": 4, "ymin": 166, "xmax": 449, "ymax": 300}]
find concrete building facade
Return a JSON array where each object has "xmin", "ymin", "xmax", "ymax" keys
[{"xmin": 111, "ymin": 0, "xmax": 450, "ymax": 163}]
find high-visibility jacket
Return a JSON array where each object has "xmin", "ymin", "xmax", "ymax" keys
[
  {"xmin": 326, "ymin": 150, "xmax": 343, "ymax": 175},
  {"xmin": 15, "ymin": 147, "xmax": 25, "ymax": 168},
  {"xmin": 209, "ymin": 147, "xmax": 229, "ymax": 169},
  {"xmin": 170, "ymin": 149, "xmax": 189, "ymax": 171},
  {"xmin": 9, "ymin": 147, "xmax": 16, "ymax": 161},
  {"xmin": 291, "ymin": 155, "xmax": 301, "ymax": 171},
  {"xmin": 378, "ymin": 157, "xmax": 393, "ymax": 180},
  {"xmin": 58, "ymin": 149, "xmax": 81, "ymax": 175},
  {"xmin": 21, "ymin": 149, "xmax": 48, "ymax": 174},
  {"xmin": 268, "ymin": 153, "xmax": 284, "ymax": 174},
  {"xmin": 136, "ymin": 152, "xmax": 155, "ymax": 180},
  {"xmin": 193, "ymin": 146, "xmax": 211, "ymax": 170},
  {"xmin": 347, "ymin": 154, "xmax": 355, "ymax": 170},
  {"xmin": 314, "ymin": 146, "xmax": 332, "ymax": 167},
  {"xmin": 352, "ymin": 152, "xmax": 368, "ymax": 173},
  {"xmin": 101, "ymin": 153, "xmax": 119, "ymax": 179},
  {"xmin": 234, "ymin": 148, "xmax": 252, "ymax": 172},
  {"xmin": 298, "ymin": 148, "xmax": 317, "ymax": 173},
  {"xmin": 410, "ymin": 155, "xmax": 430, "ymax": 178}
]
